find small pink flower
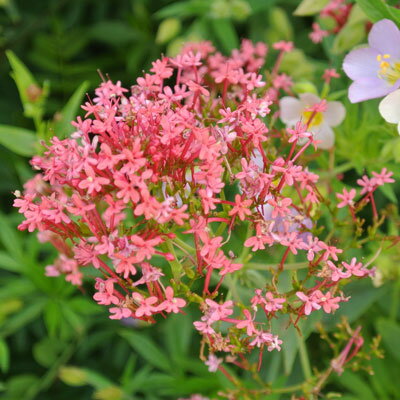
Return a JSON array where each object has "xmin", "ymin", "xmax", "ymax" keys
[
  {"xmin": 323, "ymin": 68, "xmax": 340, "ymax": 83},
  {"xmin": 357, "ymin": 175, "xmax": 376, "ymax": 195},
  {"xmin": 309, "ymin": 23, "xmax": 329, "ymax": 44},
  {"xmin": 372, "ymin": 168, "xmax": 395, "ymax": 185},
  {"xmin": 236, "ymin": 309, "xmax": 257, "ymax": 336},
  {"xmin": 296, "ymin": 291, "xmax": 321, "ymax": 315},
  {"xmin": 264, "ymin": 292, "xmax": 286, "ymax": 313},
  {"xmin": 273, "ymin": 41, "xmax": 294, "ymax": 52},
  {"xmin": 132, "ymin": 293, "xmax": 159, "ymax": 317},
  {"xmin": 204, "ymin": 354, "xmax": 222, "ymax": 372},
  {"xmin": 336, "ymin": 188, "xmax": 356, "ymax": 208},
  {"xmin": 229, "ymin": 194, "xmax": 252, "ymax": 221},
  {"xmin": 109, "ymin": 306, "xmax": 132, "ymax": 320},
  {"xmin": 157, "ymin": 286, "xmax": 186, "ymax": 313}
]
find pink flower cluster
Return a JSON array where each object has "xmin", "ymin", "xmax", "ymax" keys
[
  {"xmin": 13, "ymin": 39, "xmax": 392, "ymax": 371},
  {"xmin": 308, "ymin": 0, "xmax": 353, "ymax": 44}
]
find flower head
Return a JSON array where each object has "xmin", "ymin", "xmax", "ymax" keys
[
  {"xmin": 343, "ymin": 19, "xmax": 400, "ymax": 102},
  {"xmin": 379, "ymin": 88, "xmax": 400, "ymax": 133},
  {"xmin": 280, "ymin": 93, "xmax": 345, "ymax": 149}
]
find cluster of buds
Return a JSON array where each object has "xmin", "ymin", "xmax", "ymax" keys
[
  {"xmin": 13, "ymin": 38, "xmax": 393, "ymax": 373},
  {"xmin": 309, "ymin": 0, "xmax": 353, "ymax": 43}
]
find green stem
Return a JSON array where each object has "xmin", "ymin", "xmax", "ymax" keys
[
  {"xmin": 272, "ymin": 383, "xmax": 304, "ymax": 393},
  {"xmin": 246, "ymin": 262, "xmax": 308, "ymax": 271},
  {"xmin": 390, "ymin": 280, "xmax": 400, "ymax": 321},
  {"xmin": 173, "ymin": 237, "xmax": 194, "ymax": 253},
  {"xmin": 25, "ymin": 342, "xmax": 76, "ymax": 400},
  {"xmin": 163, "ymin": 239, "xmax": 183, "ymax": 281}
]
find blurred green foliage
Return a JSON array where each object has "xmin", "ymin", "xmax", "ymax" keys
[{"xmin": 0, "ymin": 0, "xmax": 399, "ymax": 399}]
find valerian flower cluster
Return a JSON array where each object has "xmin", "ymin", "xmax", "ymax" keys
[{"xmin": 14, "ymin": 39, "xmax": 393, "ymax": 375}]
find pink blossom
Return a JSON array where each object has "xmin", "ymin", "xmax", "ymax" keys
[
  {"xmin": 296, "ymin": 291, "xmax": 321, "ymax": 315},
  {"xmin": 204, "ymin": 354, "xmax": 222, "ymax": 372},
  {"xmin": 342, "ymin": 257, "xmax": 368, "ymax": 277},
  {"xmin": 312, "ymin": 290, "xmax": 341, "ymax": 313},
  {"xmin": 273, "ymin": 41, "xmax": 294, "ymax": 52},
  {"xmin": 132, "ymin": 293, "xmax": 159, "ymax": 317},
  {"xmin": 229, "ymin": 194, "xmax": 252, "ymax": 221},
  {"xmin": 109, "ymin": 306, "xmax": 132, "ymax": 320},
  {"xmin": 157, "ymin": 286, "xmax": 186, "ymax": 313},
  {"xmin": 357, "ymin": 175, "xmax": 376, "ymax": 195},
  {"xmin": 372, "ymin": 168, "xmax": 395, "ymax": 185},
  {"xmin": 336, "ymin": 188, "xmax": 356, "ymax": 208},
  {"xmin": 309, "ymin": 23, "xmax": 329, "ymax": 44},
  {"xmin": 236, "ymin": 309, "xmax": 257, "ymax": 336},
  {"xmin": 93, "ymin": 278, "xmax": 120, "ymax": 305},
  {"xmin": 264, "ymin": 292, "xmax": 286, "ymax": 313}
]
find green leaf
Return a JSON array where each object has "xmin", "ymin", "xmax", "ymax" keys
[
  {"xmin": 156, "ymin": 18, "xmax": 181, "ymax": 44},
  {"xmin": 0, "ymin": 125, "xmax": 36, "ymax": 156},
  {"xmin": 332, "ymin": 5, "xmax": 368, "ymax": 54},
  {"xmin": 0, "ymin": 299, "xmax": 45, "ymax": 338},
  {"xmin": 0, "ymin": 251, "xmax": 21, "ymax": 272},
  {"xmin": 354, "ymin": 0, "xmax": 395, "ymax": 22},
  {"xmin": 266, "ymin": 7, "xmax": 293, "ymax": 42},
  {"xmin": 44, "ymin": 301, "xmax": 63, "ymax": 338},
  {"xmin": 211, "ymin": 18, "xmax": 239, "ymax": 54},
  {"xmin": 376, "ymin": 318, "xmax": 400, "ymax": 362},
  {"xmin": 33, "ymin": 337, "xmax": 65, "ymax": 367},
  {"xmin": 164, "ymin": 313, "xmax": 192, "ymax": 361},
  {"xmin": 156, "ymin": 0, "xmax": 210, "ymax": 19},
  {"xmin": 378, "ymin": 183, "xmax": 398, "ymax": 204},
  {"xmin": 0, "ymin": 338, "xmax": 10, "ymax": 373},
  {"xmin": 2, "ymin": 374, "xmax": 39, "ymax": 400},
  {"xmin": 120, "ymin": 331, "xmax": 171, "ymax": 372},
  {"xmin": 53, "ymin": 81, "xmax": 89, "ymax": 139},
  {"xmin": 294, "ymin": 0, "xmax": 329, "ymax": 16},
  {"xmin": 6, "ymin": 50, "xmax": 48, "ymax": 120},
  {"xmin": 335, "ymin": 370, "xmax": 376, "ymax": 400},
  {"xmin": 272, "ymin": 315, "xmax": 298, "ymax": 374},
  {"xmin": 0, "ymin": 212, "xmax": 24, "ymax": 261},
  {"xmin": 89, "ymin": 21, "xmax": 138, "ymax": 46}
]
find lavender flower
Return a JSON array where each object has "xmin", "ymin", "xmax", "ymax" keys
[{"xmin": 343, "ymin": 19, "xmax": 400, "ymax": 103}]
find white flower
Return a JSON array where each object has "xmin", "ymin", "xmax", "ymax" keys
[
  {"xmin": 379, "ymin": 88, "xmax": 400, "ymax": 134},
  {"xmin": 279, "ymin": 93, "xmax": 346, "ymax": 149}
]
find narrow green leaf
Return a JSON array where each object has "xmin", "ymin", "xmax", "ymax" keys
[
  {"xmin": 294, "ymin": 0, "xmax": 329, "ymax": 16},
  {"xmin": 156, "ymin": 0, "xmax": 210, "ymax": 19},
  {"xmin": 54, "ymin": 81, "xmax": 89, "ymax": 139},
  {"xmin": 120, "ymin": 331, "xmax": 171, "ymax": 372},
  {"xmin": 89, "ymin": 22, "xmax": 138, "ymax": 46},
  {"xmin": 332, "ymin": 5, "xmax": 369, "ymax": 54},
  {"xmin": 156, "ymin": 18, "xmax": 181, "ymax": 44},
  {"xmin": 0, "ymin": 125, "xmax": 36, "ymax": 156},
  {"xmin": 0, "ymin": 299, "xmax": 45, "ymax": 338},
  {"xmin": 6, "ymin": 50, "xmax": 38, "ymax": 104},
  {"xmin": 211, "ymin": 18, "xmax": 239, "ymax": 54},
  {"xmin": 376, "ymin": 318, "xmax": 400, "ymax": 362},
  {"xmin": 44, "ymin": 301, "xmax": 63, "ymax": 338},
  {"xmin": 164, "ymin": 313, "xmax": 192, "ymax": 361},
  {"xmin": 355, "ymin": 0, "xmax": 395, "ymax": 22},
  {"xmin": 0, "ymin": 251, "xmax": 21, "ymax": 272},
  {"xmin": 0, "ymin": 338, "xmax": 10, "ymax": 373},
  {"xmin": 0, "ymin": 212, "xmax": 24, "ymax": 260},
  {"xmin": 33, "ymin": 337, "xmax": 65, "ymax": 368},
  {"xmin": 336, "ymin": 370, "xmax": 376, "ymax": 400},
  {"xmin": 6, "ymin": 50, "xmax": 48, "ymax": 120}
]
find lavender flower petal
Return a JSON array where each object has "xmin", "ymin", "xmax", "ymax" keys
[
  {"xmin": 343, "ymin": 47, "xmax": 379, "ymax": 81},
  {"xmin": 368, "ymin": 19, "xmax": 400, "ymax": 58},
  {"xmin": 348, "ymin": 77, "xmax": 400, "ymax": 103}
]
